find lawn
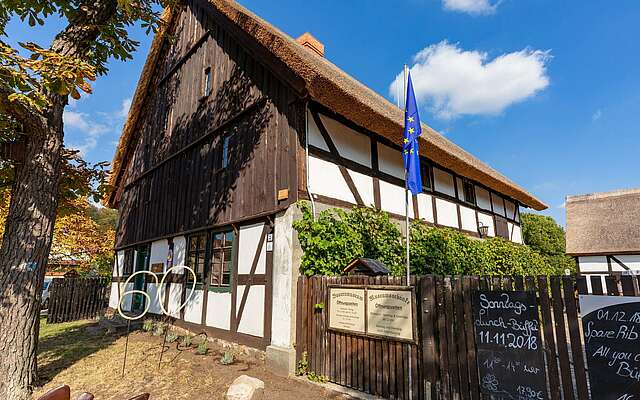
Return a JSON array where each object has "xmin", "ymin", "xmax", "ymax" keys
[{"xmin": 35, "ymin": 317, "xmax": 345, "ymax": 400}]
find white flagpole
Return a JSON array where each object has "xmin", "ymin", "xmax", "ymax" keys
[{"xmin": 403, "ymin": 63, "xmax": 414, "ymax": 399}]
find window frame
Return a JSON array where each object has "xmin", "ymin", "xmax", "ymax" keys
[
  {"xmin": 462, "ymin": 179, "xmax": 476, "ymax": 206},
  {"xmin": 202, "ymin": 66, "xmax": 213, "ymax": 98},
  {"xmin": 186, "ymin": 232, "xmax": 208, "ymax": 286},
  {"xmin": 420, "ymin": 160, "xmax": 432, "ymax": 191},
  {"xmin": 207, "ymin": 228, "xmax": 235, "ymax": 292}
]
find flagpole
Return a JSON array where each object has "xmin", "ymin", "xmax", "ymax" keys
[
  {"xmin": 403, "ymin": 63, "xmax": 410, "ymax": 286},
  {"xmin": 403, "ymin": 63, "xmax": 414, "ymax": 400}
]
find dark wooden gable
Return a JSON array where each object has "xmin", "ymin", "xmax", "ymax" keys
[{"xmin": 115, "ymin": 0, "xmax": 305, "ymax": 248}]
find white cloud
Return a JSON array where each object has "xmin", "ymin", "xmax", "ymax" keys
[
  {"xmin": 390, "ymin": 41, "xmax": 551, "ymax": 119},
  {"xmin": 64, "ymin": 110, "xmax": 109, "ymax": 155},
  {"xmin": 118, "ymin": 97, "xmax": 132, "ymax": 119},
  {"xmin": 443, "ymin": 0, "xmax": 499, "ymax": 15},
  {"xmin": 592, "ymin": 109, "xmax": 602, "ymax": 122}
]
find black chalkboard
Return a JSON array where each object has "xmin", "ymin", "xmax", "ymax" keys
[
  {"xmin": 581, "ymin": 295, "xmax": 640, "ymax": 400},
  {"xmin": 472, "ymin": 290, "xmax": 547, "ymax": 400}
]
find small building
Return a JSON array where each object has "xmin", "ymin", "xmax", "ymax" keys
[
  {"xmin": 105, "ymin": 0, "xmax": 547, "ymax": 375},
  {"xmin": 566, "ymin": 188, "xmax": 640, "ymax": 278},
  {"xmin": 344, "ymin": 258, "xmax": 389, "ymax": 276}
]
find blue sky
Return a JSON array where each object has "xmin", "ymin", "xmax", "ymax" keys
[{"xmin": 6, "ymin": 0, "xmax": 640, "ymax": 224}]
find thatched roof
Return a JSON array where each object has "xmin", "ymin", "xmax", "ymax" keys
[
  {"xmin": 107, "ymin": 0, "xmax": 547, "ymax": 210},
  {"xmin": 566, "ymin": 188, "xmax": 640, "ymax": 256}
]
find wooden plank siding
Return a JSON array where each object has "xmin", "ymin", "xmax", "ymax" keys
[
  {"xmin": 297, "ymin": 274, "xmax": 640, "ymax": 400},
  {"xmin": 115, "ymin": 0, "xmax": 303, "ymax": 249}
]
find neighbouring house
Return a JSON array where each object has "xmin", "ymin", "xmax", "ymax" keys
[
  {"xmin": 566, "ymin": 188, "xmax": 640, "ymax": 283},
  {"xmin": 105, "ymin": 0, "xmax": 547, "ymax": 375}
]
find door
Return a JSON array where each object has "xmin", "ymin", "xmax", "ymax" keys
[{"xmin": 132, "ymin": 246, "xmax": 149, "ymax": 313}]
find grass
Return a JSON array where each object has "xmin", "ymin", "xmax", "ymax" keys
[{"xmin": 37, "ymin": 316, "xmax": 121, "ymax": 385}]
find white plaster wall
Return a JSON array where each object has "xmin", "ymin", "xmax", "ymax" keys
[
  {"xmin": 236, "ymin": 285, "xmax": 265, "ymax": 337},
  {"xmin": 505, "ymin": 200, "xmax": 516, "ymax": 220},
  {"xmin": 477, "ymin": 213, "xmax": 495, "ymax": 237},
  {"xmin": 319, "ymin": 114, "xmax": 372, "ymax": 167},
  {"xmin": 417, "ymin": 193, "xmax": 434, "ymax": 223},
  {"xmin": 238, "ymin": 222, "xmax": 267, "ymax": 275},
  {"xmin": 350, "ymin": 169, "xmax": 376, "ymax": 207},
  {"xmin": 492, "ymin": 194, "xmax": 506, "ymax": 217},
  {"xmin": 149, "ymin": 239, "xmax": 169, "ymax": 273},
  {"xmin": 307, "ymin": 109, "xmax": 329, "ymax": 151},
  {"xmin": 578, "ymin": 256, "xmax": 608, "ymax": 272},
  {"xmin": 184, "ymin": 290, "xmax": 204, "ymax": 324},
  {"xmin": 612, "ymin": 255, "xmax": 640, "ymax": 271},
  {"xmin": 206, "ymin": 291, "xmax": 232, "ymax": 330},
  {"xmin": 112, "ymin": 251, "xmax": 125, "ymax": 277},
  {"xmin": 456, "ymin": 178, "xmax": 464, "ymax": 201},
  {"xmin": 460, "ymin": 206, "xmax": 477, "ymax": 232},
  {"xmin": 476, "ymin": 186, "xmax": 492, "ymax": 211},
  {"xmin": 271, "ymin": 207, "xmax": 298, "ymax": 348},
  {"xmin": 173, "ymin": 236, "xmax": 187, "ymax": 273},
  {"xmin": 167, "ymin": 283, "xmax": 183, "ymax": 317},
  {"xmin": 377, "ymin": 143, "xmax": 404, "ymax": 179},
  {"xmin": 435, "ymin": 198, "xmax": 458, "ymax": 228},
  {"xmin": 308, "ymin": 156, "xmax": 355, "ymax": 204},
  {"xmin": 109, "ymin": 282, "xmax": 120, "ymax": 309},
  {"xmin": 511, "ymin": 224, "xmax": 523, "ymax": 244},
  {"xmin": 146, "ymin": 283, "xmax": 162, "ymax": 314},
  {"xmin": 433, "ymin": 168, "xmax": 455, "ymax": 197},
  {"xmin": 379, "ymin": 180, "xmax": 415, "ymax": 218},
  {"xmin": 110, "ymin": 282, "xmax": 133, "ymax": 312}
]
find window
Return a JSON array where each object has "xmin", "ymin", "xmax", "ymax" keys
[
  {"xmin": 122, "ymin": 249, "xmax": 134, "ymax": 276},
  {"xmin": 463, "ymin": 180, "xmax": 476, "ymax": 205},
  {"xmin": 203, "ymin": 67, "xmax": 212, "ymax": 98},
  {"xmin": 186, "ymin": 233, "xmax": 207, "ymax": 283},
  {"xmin": 210, "ymin": 230, "xmax": 234, "ymax": 287},
  {"xmin": 420, "ymin": 162, "xmax": 432, "ymax": 190},
  {"xmin": 495, "ymin": 216, "xmax": 510, "ymax": 239},
  {"xmin": 216, "ymin": 134, "xmax": 235, "ymax": 171}
]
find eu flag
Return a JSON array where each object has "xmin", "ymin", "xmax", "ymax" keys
[{"xmin": 403, "ymin": 72, "xmax": 422, "ymax": 195}]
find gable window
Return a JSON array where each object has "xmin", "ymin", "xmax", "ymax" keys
[
  {"xmin": 186, "ymin": 233, "xmax": 207, "ymax": 283},
  {"xmin": 203, "ymin": 67, "xmax": 212, "ymax": 98},
  {"xmin": 420, "ymin": 162, "xmax": 432, "ymax": 190},
  {"xmin": 463, "ymin": 180, "xmax": 476, "ymax": 205},
  {"xmin": 210, "ymin": 230, "xmax": 234, "ymax": 287},
  {"xmin": 216, "ymin": 133, "xmax": 235, "ymax": 171}
]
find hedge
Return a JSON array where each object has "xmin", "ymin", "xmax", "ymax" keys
[{"xmin": 293, "ymin": 203, "xmax": 571, "ymax": 277}]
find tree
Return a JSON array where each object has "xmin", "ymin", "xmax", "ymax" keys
[
  {"xmin": 521, "ymin": 213, "xmax": 576, "ymax": 273},
  {"xmin": 0, "ymin": 2, "xmax": 166, "ymax": 398}
]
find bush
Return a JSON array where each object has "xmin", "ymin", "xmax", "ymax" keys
[
  {"xmin": 295, "ymin": 203, "xmax": 571, "ymax": 277},
  {"xmin": 293, "ymin": 203, "xmax": 403, "ymax": 276},
  {"xmin": 521, "ymin": 213, "xmax": 576, "ymax": 274}
]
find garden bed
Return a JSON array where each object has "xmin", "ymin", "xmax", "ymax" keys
[{"xmin": 35, "ymin": 318, "xmax": 346, "ymax": 399}]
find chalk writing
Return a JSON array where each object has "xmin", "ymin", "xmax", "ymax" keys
[{"xmin": 473, "ymin": 290, "xmax": 547, "ymax": 399}]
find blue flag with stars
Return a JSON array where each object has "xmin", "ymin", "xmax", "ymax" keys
[{"xmin": 403, "ymin": 72, "xmax": 422, "ymax": 195}]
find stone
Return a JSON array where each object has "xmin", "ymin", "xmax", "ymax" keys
[{"xmin": 225, "ymin": 375, "xmax": 264, "ymax": 400}]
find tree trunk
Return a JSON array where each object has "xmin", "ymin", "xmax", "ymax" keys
[
  {"xmin": 0, "ymin": 99, "xmax": 65, "ymax": 400},
  {"xmin": 0, "ymin": 1, "xmax": 118, "ymax": 397}
]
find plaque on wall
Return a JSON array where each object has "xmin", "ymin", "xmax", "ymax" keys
[
  {"xmin": 472, "ymin": 290, "xmax": 547, "ymax": 400},
  {"xmin": 150, "ymin": 262, "xmax": 164, "ymax": 273},
  {"xmin": 367, "ymin": 288, "xmax": 414, "ymax": 341},
  {"xmin": 580, "ymin": 295, "xmax": 640, "ymax": 400},
  {"xmin": 328, "ymin": 287, "xmax": 366, "ymax": 334}
]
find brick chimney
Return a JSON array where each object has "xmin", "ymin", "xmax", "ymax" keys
[{"xmin": 296, "ymin": 32, "xmax": 324, "ymax": 57}]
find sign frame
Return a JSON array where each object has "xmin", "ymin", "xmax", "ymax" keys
[{"xmin": 327, "ymin": 284, "xmax": 418, "ymax": 344}]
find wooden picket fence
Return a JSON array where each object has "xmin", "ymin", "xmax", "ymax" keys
[
  {"xmin": 47, "ymin": 277, "xmax": 111, "ymax": 323},
  {"xmin": 296, "ymin": 274, "xmax": 640, "ymax": 400}
]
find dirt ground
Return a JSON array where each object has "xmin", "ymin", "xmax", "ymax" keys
[{"xmin": 35, "ymin": 318, "xmax": 347, "ymax": 400}]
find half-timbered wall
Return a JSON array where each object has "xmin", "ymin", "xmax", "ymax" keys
[
  {"xmin": 577, "ymin": 254, "xmax": 640, "ymax": 291},
  {"xmin": 115, "ymin": 0, "xmax": 303, "ymax": 248},
  {"xmin": 305, "ymin": 105, "xmax": 523, "ymax": 243}
]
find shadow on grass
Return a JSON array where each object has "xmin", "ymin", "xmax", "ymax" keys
[{"xmin": 37, "ymin": 316, "xmax": 127, "ymax": 385}]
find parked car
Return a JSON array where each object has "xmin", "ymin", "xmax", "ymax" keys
[{"xmin": 42, "ymin": 278, "xmax": 53, "ymax": 309}]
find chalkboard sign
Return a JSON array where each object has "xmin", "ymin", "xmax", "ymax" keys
[
  {"xmin": 580, "ymin": 295, "xmax": 640, "ymax": 400},
  {"xmin": 472, "ymin": 290, "xmax": 547, "ymax": 400}
]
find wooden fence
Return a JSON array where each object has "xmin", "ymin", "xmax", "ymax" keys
[
  {"xmin": 47, "ymin": 277, "xmax": 111, "ymax": 323},
  {"xmin": 296, "ymin": 274, "xmax": 640, "ymax": 400}
]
